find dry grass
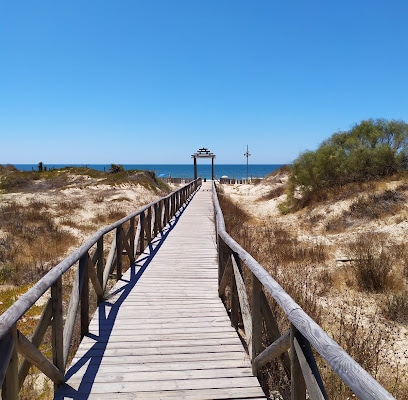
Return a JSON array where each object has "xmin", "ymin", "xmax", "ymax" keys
[
  {"xmin": 0, "ymin": 200, "xmax": 77, "ymax": 285},
  {"xmin": 348, "ymin": 190, "xmax": 406, "ymax": 220},
  {"xmin": 258, "ymin": 185, "xmax": 285, "ymax": 201},
  {"xmin": 347, "ymin": 233, "xmax": 396, "ymax": 292},
  {"xmin": 218, "ymin": 176, "xmax": 408, "ymax": 398},
  {"xmin": 0, "ymin": 166, "xmax": 171, "ymax": 398}
]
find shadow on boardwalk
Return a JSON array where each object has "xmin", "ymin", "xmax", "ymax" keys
[{"xmin": 55, "ymin": 198, "xmax": 192, "ymax": 400}]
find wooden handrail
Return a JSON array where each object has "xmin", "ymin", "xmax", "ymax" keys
[
  {"xmin": 212, "ymin": 182, "xmax": 395, "ymax": 400},
  {"xmin": 0, "ymin": 179, "xmax": 201, "ymax": 398}
]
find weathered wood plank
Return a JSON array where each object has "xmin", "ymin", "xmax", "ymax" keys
[
  {"xmin": 17, "ymin": 330, "xmax": 64, "ymax": 384},
  {"xmin": 0, "ymin": 329, "xmax": 17, "ymax": 398},
  {"xmin": 56, "ymin": 386, "xmax": 266, "ymax": 400},
  {"xmin": 68, "ymin": 359, "xmax": 254, "ymax": 373},
  {"xmin": 73, "ymin": 344, "xmax": 246, "ymax": 358},
  {"xmin": 61, "ymin": 376, "xmax": 262, "ymax": 393},
  {"xmin": 232, "ymin": 253, "xmax": 253, "ymax": 357},
  {"xmin": 66, "ymin": 367, "xmax": 256, "ymax": 384},
  {"xmin": 293, "ymin": 337, "xmax": 327, "ymax": 400},
  {"xmin": 69, "ymin": 350, "xmax": 250, "ymax": 365},
  {"xmin": 19, "ymin": 298, "xmax": 53, "ymax": 388},
  {"xmin": 253, "ymin": 330, "xmax": 290, "ymax": 370}
]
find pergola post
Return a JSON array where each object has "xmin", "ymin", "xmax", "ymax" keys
[{"xmin": 194, "ymin": 157, "xmax": 197, "ymax": 179}]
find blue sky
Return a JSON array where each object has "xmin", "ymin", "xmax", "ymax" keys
[{"xmin": 1, "ymin": 1, "xmax": 407, "ymax": 165}]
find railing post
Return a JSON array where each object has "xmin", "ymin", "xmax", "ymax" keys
[
  {"xmin": 129, "ymin": 217, "xmax": 135, "ymax": 264},
  {"xmin": 96, "ymin": 237, "xmax": 104, "ymax": 300},
  {"xmin": 165, "ymin": 198, "xmax": 170, "ymax": 226},
  {"xmin": 63, "ymin": 256, "xmax": 88, "ymax": 366},
  {"xmin": 260, "ymin": 291, "xmax": 291, "ymax": 378},
  {"xmin": 252, "ymin": 273, "xmax": 262, "ymax": 375},
  {"xmin": 80, "ymin": 254, "xmax": 90, "ymax": 338},
  {"xmin": 153, "ymin": 203, "xmax": 159, "ymax": 237},
  {"xmin": 146, "ymin": 207, "xmax": 152, "ymax": 244},
  {"xmin": 116, "ymin": 225, "xmax": 123, "ymax": 280},
  {"xmin": 172, "ymin": 193, "xmax": 176, "ymax": 217},
  {"xmin": 2, "ymin": 325, "xmax": 18, "ymax": 400},
  {"xmin": 217, "ymin": 236, "xmax": 224, "ymax": 286},
  {"xmin": 178, "ymin": 190, "xmax": 181, "ymax": 208},
  {"xmin": 290, "ymin": 323, "xmax": 306, "ymax": 400},
  {"xmin": 230, "ymin": 254, "xmax": 239, "ymax": 331},
  {"xmin": 158, "ymin": 200, "xmax": 164, "ymax": 231},
  {"xmin": 138, "ymin": 213, "xmax": 145, "ymax": 254},
  {"xmin": 51, "ymin": 277, "xmax": 64, "ymax": 390}
]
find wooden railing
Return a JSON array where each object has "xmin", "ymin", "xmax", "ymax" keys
[
  {"xmin": 161, "ymin": 177, "xmax": 195, "ymax": 184},
  {"xmin": 212, "ymin": 182, "xmax": 395, "ymax": 400},
  {"xmin": 0, "ymin": 179, "xmax": 201, "ymax": 399}
]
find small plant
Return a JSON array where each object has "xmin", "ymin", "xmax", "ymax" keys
[
  {"xmin": 259, "ymin": 186, "xmax": 285, "ymax": 201},
  {"xmin": 320, "ymin": 303, "xmax": 396, "ymax": 398},
  {"xmin": 347, "ymin": 233, "xmax": 394, "ymax": 292},
  {"xmin": 216, "ymin": 189, "xmax": 251, "ymax": 237},
  {"xmin": 382, "ymin": 292, "xmax": 408, "ymax": 324},
  {"xmin": 348, "ymin": 190, "xmax": 405, "ymax": 220},
  {"xmin": 93, "ymin": 194, "xmax": 105, "ymax": 203},
  {"xmin": 325, "ymin": 215, "xmax": 349, "ymax": 232},
  {"xmin": 109, "ymin": 164, "xmax": 125, "ymax": 174}
]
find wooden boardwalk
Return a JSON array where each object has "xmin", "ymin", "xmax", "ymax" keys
[{"xmin": 55, "ymin": 182, "xmax": 266, "ymax": 399}]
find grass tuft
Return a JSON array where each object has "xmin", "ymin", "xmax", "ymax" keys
[{"xmin": 347, "ymin": 233, "xmax": 394, "ymax": 293}]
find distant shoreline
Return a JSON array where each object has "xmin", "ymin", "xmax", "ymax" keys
[{"xmin": 8, "ymin": 164, "xmax": 284, "ymax": 180}]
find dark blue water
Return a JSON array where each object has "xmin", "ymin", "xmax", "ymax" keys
[{"xmin": 11, "ymin": 164, "xmax": 283, "ymax": 180}]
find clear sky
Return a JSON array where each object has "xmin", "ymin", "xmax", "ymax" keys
[{"xmin": 1, "ymin": 1, "xmax": 407, "ymax": 165}]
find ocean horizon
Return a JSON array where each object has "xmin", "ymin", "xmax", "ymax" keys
[{"xmin": 11, "ymin": 163, "xmax": 283, "ymax": 180}]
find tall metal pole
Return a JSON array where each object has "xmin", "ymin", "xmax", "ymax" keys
[{"xmin": 244, "ymin": 145, "xmax": 251, "ymax": 182}]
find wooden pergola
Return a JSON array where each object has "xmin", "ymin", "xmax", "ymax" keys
[{"xmin": 191, "ymin": 147, "xmax": 216, "ymax": 180}]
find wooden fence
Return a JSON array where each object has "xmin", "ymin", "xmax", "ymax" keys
[
  {"xmin": 0, "ymin": 179, "xmax": 201, "ymax": 399},
  {"xmin": 161, "ymin": 177, "xmax": 195, "ymax": 184},
  {"xmin": 212, "ymin": 182, "xmax": 395, "ymax": 400}
]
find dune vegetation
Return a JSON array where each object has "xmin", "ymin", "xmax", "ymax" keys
[
  {"xmin": 218, "ymin": 118, "xmax": 408, "ymax": 399},
  {"xmin": 0, "ymin": 166, "xmax": 171, "ymax": 399}
]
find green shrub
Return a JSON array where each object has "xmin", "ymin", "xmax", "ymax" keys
[
  {"xmin": 109, "ymin": 164, "xmax": 125, "ymax": 173},
  {"xmin": 288, "ymin": 118, "xmax": 408, "ymax": 209}
]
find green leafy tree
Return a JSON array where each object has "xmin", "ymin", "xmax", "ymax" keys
[{"xmin": 287, "ymin": 119, "xmax": 408, "ymax": 209}]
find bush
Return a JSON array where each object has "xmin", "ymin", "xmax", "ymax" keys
[
  {"xmin": 347, "ymin": 190, "xmax": 405, "ymax": 220},
  {"xmin": 288, "ymin": 118, "xmax": 408, "ymax": 209},
  {"xmin": 347, "ymin": 233, "xmax": 394, "ymax": 292},
  {"xmin": 109, "ymin": 164, "xmax": 125, "ymax": 173}
]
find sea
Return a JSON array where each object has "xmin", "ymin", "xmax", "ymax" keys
[{"xmin": 12, "ymin": 164, "xmax": 283, "ymax": 180}]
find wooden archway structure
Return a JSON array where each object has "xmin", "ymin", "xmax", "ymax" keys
[{"xmin": 191, "ymin": 147, "xmax": 216, "ymax": 180}]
